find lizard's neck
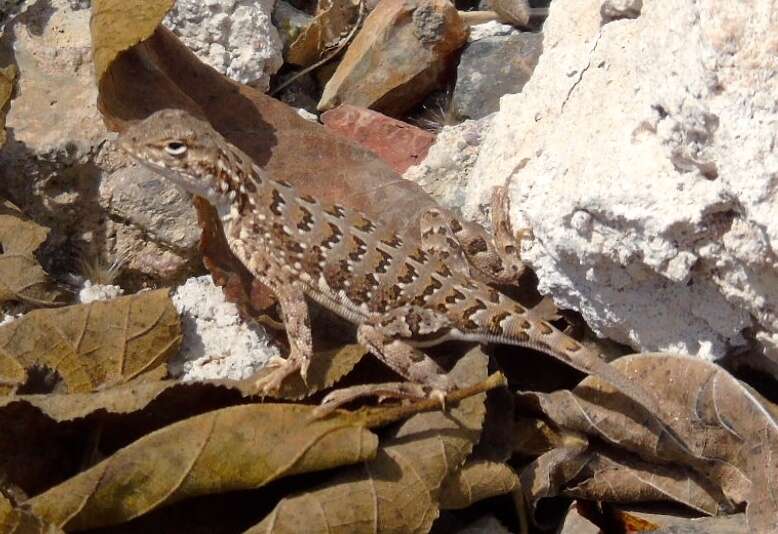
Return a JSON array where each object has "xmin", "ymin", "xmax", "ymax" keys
[{"xmin": 210, "ymin": 145, "xmax": 263, "ymax": 221}]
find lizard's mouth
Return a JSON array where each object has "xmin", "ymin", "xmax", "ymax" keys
[{"xmin": 118, "ymin": 141, "xmax": 215, "ymax": 199}]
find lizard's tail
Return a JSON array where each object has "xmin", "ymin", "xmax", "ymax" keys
[
  {"xmin": 499, "ymin": 313, "xmax": 658, "ymax": 408},
  {"xmin": 498, "ymin": 313, "xmax": 701, "ymax": 462}
]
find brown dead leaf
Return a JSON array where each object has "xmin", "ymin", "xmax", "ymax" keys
[
  {"xmin": 0, "ymin": 289, "xmax": 180, "ymax": 395},
  {"xmin": 90, "ymin": 0, "xmax": 175, "ymax": 82},
  {"xmin": 25, "ymin": 403, "xmax": 379, "ymax": 531},
  {"xmin": 522, "ymin": 353, "xmax": 778, "ymax": 532},
  {"xmin": 91, "ymin": 4, "xmax": 438, "ymax": 315},
  {"xmin": 0, "ymin": 494, "xmax": 63, "ymax": 534},
  {"xmin": 0, "ymin": 342, "xmax": 363, "ymax": 423},
  {"xmin": 439, "ymin": 460, "xmax": 518, "ymax": 510},
  {"xmin": 0, "ymin": 200, "xmax": 64, "ymax": 307},
  {"xmin": 564, "ymin": 449, "xmax": 728, "ymax": 516},
  {"xmin": 512, "ymin": 415, "xmax": 568, "ymax": 457},
  {"xmin": 0, "ymin": 64, "xmax": 16, "ymax": 147},
  {"xmin": 287, "ymin": 0, "xmax": 361, "ymax": 67},
  {"xmin": 519, "ymin": 442, "xmax": 591, "ymax": 528},
  {"xmin": 247, "ymin": 347, "xmax": 489, "ymax": 533},
  {"xmin": 249, "ymin": 344, "xmax": 368, "ymax": 400}
]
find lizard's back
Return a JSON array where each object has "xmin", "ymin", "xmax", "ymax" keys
[{"xmin": 230, "ymin": 162, "xmax": 535, "ymax": 345}]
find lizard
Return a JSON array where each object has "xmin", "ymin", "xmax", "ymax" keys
[{"xmin": 118, "ymin": 108, "xmax": 663, "ymax": 415}]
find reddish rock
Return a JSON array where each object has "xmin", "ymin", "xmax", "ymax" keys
[
  {"xmin": 318, "ymin": 0, "xmax": 468, "ymax": 116},
  {"xmin": 322, "ymin": 104, "xmax": 436, "ymax": 173}
]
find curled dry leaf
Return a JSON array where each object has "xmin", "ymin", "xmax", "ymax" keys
[
  {"xmin": 247, "ymin": 347, "xmax": 489, "ymax": 533},
  {"xmin": 25, "ymin": 403, "xmax": 379, "ymax": 531},
  {"xmin": 0, "ymin": 64, "xmax": 16, "ymax": 147},
  {"xmin": 91, "ymin": 1, "xmax": 438, "ymax": 316},
  {"xmin": 0, "ymin": 200, "xmax": 64, "ymax": 307},
  {"xmin": 287, "ymin": 0, "xmax": 362, "ymax": 67},
  {"xmin": 0, "ymin": 494, "xmax": 63, "ymax": 534},
  {"xmin": 520, "ymin": 353, "xmax": 778, "ymax": 532},
  {"xmin": 519, "ymin": 442, "xmax": 592, "ymax": 527},
  {"xmin": 439, "ymin": 460, "xmax": 519, "ymax": 510},
  {"xmin": 523, "ymin": 445, "xmax": 728, "ymax": 519},
  {"xmin": 0, "ymin": 289, "xmax": 181, "ymax": 395}
]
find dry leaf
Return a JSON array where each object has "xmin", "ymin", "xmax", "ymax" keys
[
  {"xmin": 0, "ymin": 200, "xmax": 63, "ymax": 307},
  {"xmin": 0, "ymin": 494, "xmax": 63, "ymax": 534},
  {"xmin": 0, "ymin": 342, "xmax": 364, "ymax": 423},
  {"xmin": 519, "ymin": 442, "xmax": 592, "ymax": 527},
  {"xmin": 521, "ymin": 353, "xmax": 778, "ymax": 531},
  {"xmin": 91, "ymin": 3, "xmax": 438, "ymax": 316},
  {"xmin": 90, "ymin": 0, "xmax": 175, "ymax": 82},
  {"xmin": 439, "ymin": 461, "xmax": 518, "ymax": 510},
  {"xmin": 25, "ymin": 403, "xmax": 379, "ymax": 531},
  {"xmin": 0, "ymin": 289, "xmax": 181, "ymax": 395},
  {"xmin": 512, "ymin": 415, "xmax": 568, "ymax": 457},
  {"xmin": 247, "ymin": 347, "xmax": 489, "ymax": 533},
  {"xmin": 0, "ymin": 64, "xmax": 16, "ymax": 147},
  {"xmin": 249, "ymin": 344, "xmax": 368, "ymax": 400},
  {"xmin": 287, "ymin": 0, "xmax": 361, "ymax": 67},
  {"xmin": 565, "ymin": 449, "xmax": 728, "ymax": 515}
]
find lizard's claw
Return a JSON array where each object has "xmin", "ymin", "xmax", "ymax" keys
[
  {"xmin": 254, "ymin": 356, "xmax": 302, "ymax": 397},
  {"xmin": 430, "ymin": 389, "xmax": 447, "ymax": 411}
]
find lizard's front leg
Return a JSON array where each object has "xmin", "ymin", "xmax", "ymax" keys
[
  {"xmin": 316, "ymin": 323, "xmax": 454, "ymax": 414},
  {"xmin": 420, "ymin": 186, "xmax": 529, "ymax": 285},
  {"xmin": 254, "ymin": 282, "xmax": 314, "ymax": 394}
]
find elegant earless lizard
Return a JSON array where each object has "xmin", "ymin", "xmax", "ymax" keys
[{"xmin": 119, "ymin": 109, "xmax": 659, "ymax": 412}]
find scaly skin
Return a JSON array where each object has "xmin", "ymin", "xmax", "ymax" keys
[{"xmin": 119, "ymin": 108, "xmax": 663, "ymax": 415}]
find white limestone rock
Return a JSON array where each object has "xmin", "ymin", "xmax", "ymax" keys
[
  {"xmin": 164, "ymin": 0, "xmax": 284, "ymax": 91},
  {"xmin": 169, "ymin": 276, "xmax": 279, "ymax": 381},
  {"xmin": 404, "ymin": 118, "xmax": 491, "ymax": 208},
  {"xmin": 467, "ymin": 20, "xmax": 518, "ymax": 42},
  {"xmin": 463, "ymin": 0, "xmax": 777, "ymax": 360},
  {"xmin": 78, "ymin": 281, "xmax": 124, "ymax": 303}
]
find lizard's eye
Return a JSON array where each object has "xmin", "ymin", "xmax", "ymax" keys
[{"xmin": 164, "ymin": 141, "xmax": 188, "ymax": 156}]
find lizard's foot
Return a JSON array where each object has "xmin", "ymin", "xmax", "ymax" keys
[
  {"xmin": 313, "ymin": 382, "xmax": 448, "ymax": 418},
  {"xmin": 254, "ymin": 355, "xmax": 303, "ymax": 396}
]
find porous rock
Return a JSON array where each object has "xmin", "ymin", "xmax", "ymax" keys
[
  {"xmin": 170, "ymin": 275, "xmax": 279, "ymax": 381},
  {"xmin": 404, "ymin": 118, "xmax": 490, "ymax": 208},
  {"xmin": 164, "ymin": 0, "xmax": 284, "ymax": 90},
  {"xmin": 318, "ymin": 0, "xmax": 469, "ymax": 115},
  {"xmin": 463, "ymin": 0, "xmax": 777, "ymax": 360}
]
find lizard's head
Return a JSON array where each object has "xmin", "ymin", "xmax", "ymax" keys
[{"xmin": 118, "ymin": 109, "xmax": 224, "ymax": 200}]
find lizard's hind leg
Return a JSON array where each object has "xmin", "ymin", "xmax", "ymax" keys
[{"xmin": 314, "ymin": 322, "xmax": 454, "ymax": 414}]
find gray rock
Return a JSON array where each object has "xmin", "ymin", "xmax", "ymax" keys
[
  {"xmin": 272, "ymin": 0, "xmax": 313, "ymax": 51},
  {"xmin": 163, "ymin": 0, "xmax": 284, "ymax": 91},
  {"xmin": 99, "ymin": 165, "xmax": 200, "ymax": 252},
  {"xmin": 451, "ymin": 31, "xmax": 542, "ymax": 120},
  {"xmin": 601, "ymin": 0, "xmax": 642, "ymax": 21}
]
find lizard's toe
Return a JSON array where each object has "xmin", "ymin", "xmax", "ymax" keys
[{"xmin": 254, "ymin": 357, "xmax": 302, "ymax": 396}]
